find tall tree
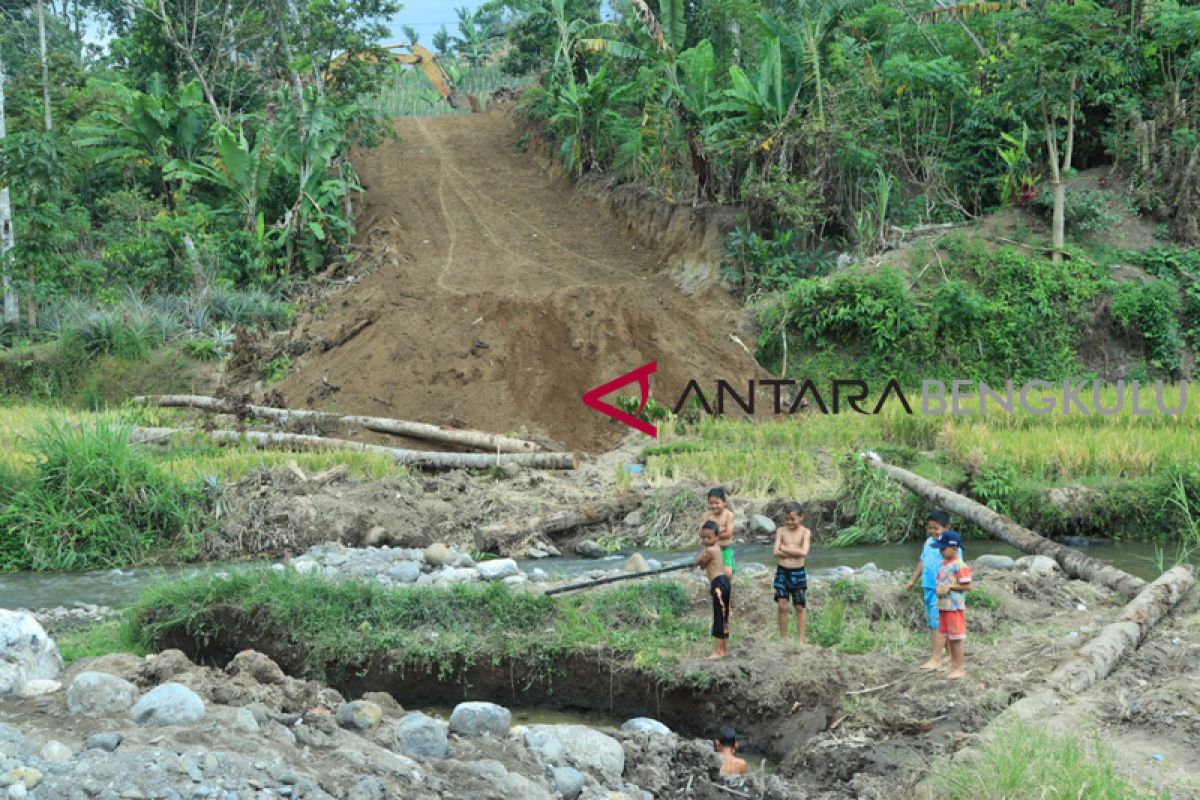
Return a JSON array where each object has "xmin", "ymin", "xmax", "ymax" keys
[
  {"xmin": 0, "ymin": 54, "xmax": 16, "ymax": 325},
  {"xmin": 37, "ymin": 0, "xmax": 52, "ymax": 132}
]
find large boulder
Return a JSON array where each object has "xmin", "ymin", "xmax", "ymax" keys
[
  {"xmin": 619, "ymin": 718, "xmax": 671, "ymax": 736},
  {"xmin": 130, "ymin": 682, "xmax": 206, "ymax": 726},
  {"xmin": 0, "ymin": 611, "xmax": 63, "ymax": 696},
  {"xmin": 66, "ymin": 672, "xmax": 139, "ymax": 716},
  {"xmin": 226, "ymin": 650, "xmax": 287, "ymax": 685},
  {"xmin": 524, "ymin": 725, "xmax": 624, "ymax": 784},
  {"xmin": 335, "ymin": 700, "xmax": 383, "ymax": 733},
  {"xmin": 551, "ymin": 766, "xmax": 585, "ymax": 800},
  {"xmin": 476, "ymin": 559, "xmax": 520, "ymax": 581},
  {"xmin": 435, "ymin": 567, "xmax": 479, "ymax": 585},
  {"xmin": 975, "ymin": 555, "xmax": 1015, "ymax": 571},
  {"xmin": 748, "ymin": 514, "xmax": 777, "ymax": 536},
  {"xmin": 1015, "ymin": 555, "xmax": 1060, "ymax": 574},
  {"xmin": 574, "ymin": 540, "xmax": 604, "ymax": 559},
  {"xmin": 394, "ymin": 712, "xmax": 449, "ymax": 758},
  {"xmin": 623, "ymin": 554, "xmax": 650, "ymax": 573},
  {"xmin": 448, "ymin": 701, "xmax": 511, "ymax": 737},
  {"xmin": 424, "ymin": 543, "xmax": 455, "ymax": 568}
]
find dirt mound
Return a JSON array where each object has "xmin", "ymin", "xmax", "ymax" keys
[{"xmin": 273, "ymin": 110, "xmax": 760, "ymax": 453}]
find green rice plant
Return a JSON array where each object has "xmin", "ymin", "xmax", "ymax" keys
[
  {"xmin": 0, "ymin": 417, "xmax": 206, "ymax": 571},
  {"xmin": 932, "ymin": 721, "xmax": 1159, "ymax": 800}
]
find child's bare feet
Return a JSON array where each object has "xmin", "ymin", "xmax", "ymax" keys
[
  {"xmin": 918, "ymin": 660, "xmax": 942, "ymax": 670},
  {"xmin": 946, "ymin": 668, "xmax": 965, "ymax": 679},
  {"xmin": 705, "ymin": 652, "xmax": 727, "ymax": 660}
]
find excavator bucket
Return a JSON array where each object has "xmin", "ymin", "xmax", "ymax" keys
[{"xmin": 448, "ymin": 93, "xmax": 482, "ymax": 113}]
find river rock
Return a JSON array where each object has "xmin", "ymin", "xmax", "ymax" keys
[
  {"xmin": 394, "ymin": 712, "xmax": 449, "ymax": 758},
  {"xmin": 39, "ymin": 740, "xmax": 71, "ymax": 762},
  {"xmin": 130, "ymin": 682, "xmax": 206, "ymax": 726},
  {"xmin": 623, "ymin": 511, "xmax": 642, "ymax": 528},
  {"xmin": 975, "ymin": 555, "xmax": 1015, "ymax": 570},
  {"xmin": 524, "ymin": 725, "xmax": 624, "ymax": 784},
  {"xmin": 336, "ymin": 700, "xmax": 383, "ymax": 733},
  {"xmin": 503, "ymin": 574, "xmax": 528, "ymax": 587},
  {"xmin": 0, "ymin": 611, "xmax": 63, "ymax": 695},
  {"xmin": 620, "ymin": 718, "xmax": 671, "ymax": 736},
  {"xmin": 463, "ymin": 759, "xmax": 508, "ymax": 780},
  {"xmin": 85, "ymin": 732, "xmax": 123, "ymax": 752},
  {"xmin": 623, "ymin": 553, "xmax": 650, "ymax": 573},
  {"xmin": 448, "ymin": 702, "xmax": 512, "ymax": 737},
  {"xmin": 527, "ymin": 548, "xmax": 549, "ymax": 559},
  {"xmin": 529, "ymin": 568, "xmax": 548, "ymax": 583},
  {"xmin": 496, "ymin": 773, "xmax": 553, "ymax": 800},
  {"xmin": 66, "ymin": 671, "xmax": 139, "ymax": 715},
  {"xmin": 551, "ymin": 766, "xmax": 584, "ymax": 800},
  {"xmin": 477, "ymin": 558, "xmax": 520, "ymax": 581},
  {"xmin": 646, "ymin": 559, "xmax": 662, "ymax": 571},
  {"xmin": 8, "ymin": 784, "xmax": 26, "ymax": 799},
  {"xmin": 226, "ymin": 650, "xmax": 287, "ymax": 685},
  {"xmin": 292, "ymin": 557, "xmax": 319, "ymax": 575},
  {"xmin": 749, "ymin": 514, "xmax": 777, "ymax": 535},
  {"xmin": 233, "ymin": 707, "xmax": 260, "ymax": 733},
  {"xmin": 1015, "ymin": 555, "xmax": 1060, "ymax": 574},
  {"xmin": 19, "ymin": 679, "xmax": 60, "ymax": 697},
  {"xmin": 388, "ymin": 561, "xmax": 422, "ymax": 583},
  {"xmin": 424, "ymin": 543, "xmax": 455, "ymax": 568},
  {"xmin": 574, "ymin": 540, "xmax": 604, "ymax": 559},
  {"xmin": 436, "ymin": 567, "xmax": 479, "ymax": 585}
]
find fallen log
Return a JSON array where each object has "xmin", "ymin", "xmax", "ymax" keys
[
  {"xmin": 544, "ymin": 563, "xmax": 692, "ymax": 596},
  {"xmin": 474, "ymin": 493, "xmax": 645, "ymax": 554},
  {"xmin": 132, "ymin": 394, "xmax": 546, "ymax": 454},
  {"xmin": 861, "ymin": 454, "xmax": 1146, "ymax": 597},
  {"xmin": 128, "ymin": 426, "xmax": 577, "ymax": 470}
]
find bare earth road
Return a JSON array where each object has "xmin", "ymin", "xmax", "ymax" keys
[{"xmin": 277, "ymin": 109, "xmax": 759, "ymax": 452}]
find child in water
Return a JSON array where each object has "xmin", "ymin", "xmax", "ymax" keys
[
  {"xmin": 697, "ymin": 521, "xmax": 730, "ymax": 659},
  {"xmin": 703, "ymin": 487, "xmax": 735, "ymax": 579}
]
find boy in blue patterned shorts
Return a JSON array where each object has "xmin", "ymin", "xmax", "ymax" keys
[
  {"xmin": 905, "ymin": 510, "xmax": 963, "ymax": 670},
  {"xmin": 772, "ymin": 502, "xmax": 811, "ymax": 643}
]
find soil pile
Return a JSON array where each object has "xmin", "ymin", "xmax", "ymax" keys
[{"xmin": 273, "ymin": 109, "xmax": 760, "ymax": 453}]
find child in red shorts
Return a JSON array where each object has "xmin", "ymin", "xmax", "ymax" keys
[{"xmin": 933, "ymin": 530, "xmax": 972, "ymax": 679}]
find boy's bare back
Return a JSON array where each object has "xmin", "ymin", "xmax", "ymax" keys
[{"xmin": 774, "ymin": 522, "xmax": 811, "ymax": 569}]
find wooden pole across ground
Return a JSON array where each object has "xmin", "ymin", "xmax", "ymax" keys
[
  {"xmin": 133, "ymin": 394, "xmax": 548, "ymax": 454},
  {"xmin": 128, "ymin": 426, "xmax": 578, "ymax": 470},
  {"xmin": 860, "ymin": 453, "xmax": 1146, "ymax": 597},
  {"xmin": 544, "ymin": 563, "xmax": 692, "ymax": 596}
]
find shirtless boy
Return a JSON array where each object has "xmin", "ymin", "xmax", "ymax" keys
[
  {"xmin": 702, "ymin": 487, "xmax": 735, "ymax": 579},
  {"xmin": 714, "ymin": 726, "xmax": 748, "ymax": 776},
  {"xmin": 772, "ymin": 502, "xmax": 811, "ymax": 643},
  {"xmin": 697, "ymin": 521, "xmax": 730, "ymax": 659}
]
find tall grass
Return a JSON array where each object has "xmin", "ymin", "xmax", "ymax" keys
[
  {"xmin": 932, "ymin": 721, "xmax": 1160, "ymax": 799},
  {"xmin": 0, "ymin": 417, "xmax": 206, "ymax": 571},
  {"xmin": 369, "ymin": 63, "xmax": 531, "ymax": 117}
]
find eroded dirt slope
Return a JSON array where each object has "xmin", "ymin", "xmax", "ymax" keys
[{"xmin": 276, "ymin": 109, "xmax": 759, "ymax": 452}]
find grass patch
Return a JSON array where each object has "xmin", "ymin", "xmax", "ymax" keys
[
  {"xmin": 969, "ymin": 587, "xmax": 1002, "ymax": 610},
  {"xmin": 56, "ymin": 617, "xmax": 145, "ymax": 664},
  {"xmin": 807, "ymin": 581, "xmax": 924, "ymax": 657},
  {"xmin": 131, "ymin": 569, "xmax": 705, "ymax": 684},
  {"xmin": 933, "ymin": 720, "xmax": 1160, "ymax": 799}
]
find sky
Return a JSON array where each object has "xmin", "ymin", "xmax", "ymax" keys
[{"xmin": 381, "ymin": 1, "xmax": 489, "ymax": 43}]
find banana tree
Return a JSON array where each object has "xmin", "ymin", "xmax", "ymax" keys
[
  {"xmin": 550, "ymin": 66, "xmax": 640, "ymax": 176},
  {"xmin": 166, "ymin": 124, "xmax": 273, "ymax": 233}
]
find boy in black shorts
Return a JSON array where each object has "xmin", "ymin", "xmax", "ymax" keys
[
  {"xmin": 697, "ymin": 521, "xmax": 730, "ymax": 659},
  {"xmin": 772, "ymin": 502, "xmax": 811, "ymax": 643}
]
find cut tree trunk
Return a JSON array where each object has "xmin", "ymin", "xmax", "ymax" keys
[
  {"xmin": 861, "ymin": 455, "xmax": 1146, "ymax": 597},
  {"xmin": 0, "ymin": 56, "xmax": 16, "ymax": 325},
  {"xmin": 128, "ymin": 426, "xmax": 577, "ymax": 470},
  {"xmin": 132, "ymin": 395, "xmax": 548, "ymax": 454},
  {"xmin": 475, "ymin": 493, "xmax": 646, "ymax": 554}
]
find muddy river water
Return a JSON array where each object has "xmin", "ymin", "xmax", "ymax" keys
[{"xmin": 0, "ymin": 539, "xmax": 1177, "ymax": 610}]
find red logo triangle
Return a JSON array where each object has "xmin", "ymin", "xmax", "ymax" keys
[{"xmin": 581, "ymin": 361, "xmax": 659, "ymax": 437}]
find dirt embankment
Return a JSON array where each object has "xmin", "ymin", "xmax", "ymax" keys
[{"xmin": 271, "ymin": 108, "xmax": 761, "ymax": 453}]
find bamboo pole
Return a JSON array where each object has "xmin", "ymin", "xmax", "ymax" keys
[
  {"xmin": 128, "ymin": 426, "xmax": 577, "ymax": 470},
  {"xmin": 544, "ymin": 563, "xmax": 692, "ymax": 596},
  {"xmin": 132, "ymin": 394, "xmax": 548, "ymax": 454},
  {"xmin": 861, "ymin": 454, "xmax": 1146, "ymax": 597}
]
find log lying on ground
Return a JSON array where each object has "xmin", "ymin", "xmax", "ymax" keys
[
  {"xmin": 129, "ymin": 426, "xmax": 577, "ymax": 470},
  {"xmin": 132, "ymin": 394, "xmax": 547, "ymax": 454},
  {"xmin": 474, "ymin": 493, "xmax": 645, "ymax": 554},
  {"xmin": 861, "ymin": 454, "xmax": 1146, "ymax": 597},
  {"xmin": 544, "ymin": 563, "xmax": 692, "ymax": 596}
]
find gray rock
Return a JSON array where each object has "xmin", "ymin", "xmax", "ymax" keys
[
  {"xmin": 545, "ymin": 544, "xmax": 561, "ymax": 557},
  {"xmin": 335, "ymin": 700, "xmax": 383, "ymax": 732},
  {"xmin": 423, "ymin": 543, "xmax": 455, "ymax": 568},
  {"xmin": 551, "ymin": 766, "xmax": 584, "ymax": 800},
  {"xmin": 8, "ymin": 783, "xmax": 27, "ymax": 799},
  {"xmin": 130, "ymin": 682, "xmax": 206, "ymax": 726},
  {"xmin": 462, "ymin": 759, "xmax": 507, "ymax": 781},
  {"xmin": 975, "ymin": 554, "xmax": 1015, "ymax": 570},
  {"xmin": 39, "ymin": 740, "xmax": 72, "ymax": 761},
  {"xmin": 477, "ymin": 559, "xmax": 520, "ymax": 581},
  {"xmin": 860, "ymin": 562, "xmax": 881, "ymax": 573},
  {"xmin": 233, "ymin": 708, "xmax": 260, "ymax": 733},
  {"xmin": 645, "ymin": 559, "xmax": 662, "ymax": 571},
  {"xmin": 496, "ymin": 773, "xmax": 553, "ymax": 800},
  {"xmin": 619, "ymin": 718, "xmax": 671, "ymax": 736},
  {"xmin": 394, "ymin": 712, "xmax": 449, "ymax": 759},
  {"xmin": 448, "ymin": 702, "xmax": 511, "ymax": 737},
  {"xmin": 749, "ymin": 514, "xmax": 777, "ymax": 535},
  {"xmin": 387, "ymin": 561, "xmax": 422, "ymax": 584},
  {"xmin": 436, "ymin": 567, "xmax": 479, "ymax": 585},
  {"xmin": 526, "ymin": 548, "xmax": 549, "ymax": 559},
  {"xmin": 1015, "ymin": 555, "xmax": 1060, "ymax": 573},
  {"xmin": 524, "ymin": 725, "xmax": 624, "ymax": 783},
  {"xmin": 85, "ymin": 732, "xmax": 123, "ymax": 752},
  {"xmin": 529, "ymin": 568, "xmax": 548, "ymax": 584},
  {"xmin": 0, "ymin": 610, "xmax": 63, "ymax": 695},
  {"xmin": 623, "ymin": 511, "xmax": 642, "ymax": 528},
  {"xmin": 574, "ymin": 540, "xmax": 604, "ymax": 559},
  {"xmin": 623, "ymin": 553, "xmax": 649, "ymax": 573},
  {"xmin": 503, "ymin": 574, "xmax": 528, "ymax": 587},
  {"xmin": 452, "ymin": 553, "xmax": 476, "ymax": 568},
  {"xmin": 523, "ymin": 726, "xmax": 566, "ymax": 766},
  {"xmin": 67, "ymin": 671, "xmax": 139, "ymax": 715},
  {"xmin": 291, "ymin": 558, "xmax": 319, "ymax": 575}
]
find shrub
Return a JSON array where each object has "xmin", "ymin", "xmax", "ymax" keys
[
  {"xmin": 1033, "ymin": 188, "xmax": 1122, "ymax": 235},
  {"xmin": 1111, "ymin": 279, "xmax": 1183, "ymax": 374},
  {"xmin": 0, "ymin": 418, "xmax": 205, "ymax": 571}
]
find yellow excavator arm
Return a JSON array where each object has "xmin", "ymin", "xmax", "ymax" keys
[{"xmin": 327, "ymin": 43, "xmax": 480, "ymax": 113}]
